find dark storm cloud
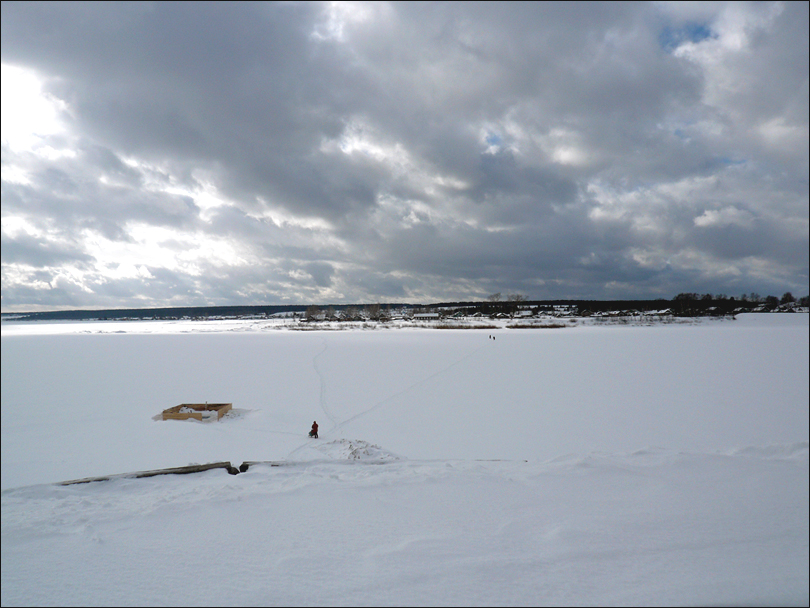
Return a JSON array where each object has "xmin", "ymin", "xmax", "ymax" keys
[
  {"xmin": 304, "ymin": 262, "xmax": 335, "ymax": 288},
  {"xmin": 1, "ymin": 1, "xmax": 807, "ymax": 310},
  {"xmin": 0, "ymin": 230, "xmax": 95, "ymax": 268},
  {"xmin": 3, "ymin": 152, "xmax": 202, "ymax": 241}
]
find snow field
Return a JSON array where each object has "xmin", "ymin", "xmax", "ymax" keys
[
  {"xmin": 1, "ymin": 314, "xmax": 808, "ymax": 606},
  {"xmin": 2, "ymin": 447, "xmax": 806, "ymax": 606}
]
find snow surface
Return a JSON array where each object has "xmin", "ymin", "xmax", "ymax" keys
[{"xmin": 1, "ymin": 313, "xmax": 808, "ymax": 606}]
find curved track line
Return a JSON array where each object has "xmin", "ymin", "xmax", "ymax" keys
[
  {"xmin": 313, "ymin": 338, "xmax": 338, "ymax": 428},
  {"xmin": 286, "ymin": 340, "xmax": 488, "ymax": 459},
  {"xmin": 330, "ymin": 343, "xmax": 488, "ymax": 434},
  {"xmin": 286, "ymin": 338, "xmax": 336, "ymax": 459}
]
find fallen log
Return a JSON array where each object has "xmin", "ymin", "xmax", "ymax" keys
[{"xmin": 59, "ymin": 461, "xmax": 236, "ymax": 485}]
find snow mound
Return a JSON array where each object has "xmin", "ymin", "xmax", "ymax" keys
[
  {"xmin": 178, "ymin": 406, "xmax": 217, "ymax": 420},
  {"xmin": 727, "ymin": 441, "xmax": 809, "ymax": 461},
  {"xmin": 314, "ymin": 439, "xmax": 401, "ymax": 461},
  {"xmin": 219, "ymin": 408, "xmax": 251, "ymax": 421}
]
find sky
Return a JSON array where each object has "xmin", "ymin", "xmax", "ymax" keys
[{"xmin": 1, "ymin": 1, "xmax": 808, "ymax": 312}]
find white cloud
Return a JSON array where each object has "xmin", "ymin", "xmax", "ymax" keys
[
  {"xmin": 0, "ymin": 64, "xmax": 69, "ymax": 153},
  {"xmin": 108, "ymin": 263, "xmax": 153, "ymax": 280},
  {"xmin": 694, "ymin": 206, "xmax": 755, "ymax": 229},
  {"xmin": 757, "ymin": 116, "xmax": 809, "ymax": 151},
  {"xmin": 310, "ymin": 1, "xmax": 385, "ymax": 42}
]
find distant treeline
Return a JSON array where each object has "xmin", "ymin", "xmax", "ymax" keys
[
  {"xmin": 437, "ymin": 291, "xmax": 807, "ymax": 317},
  {"xmin": 2, "ymin": 304, "xmax": 411, "ymax": 322},
  {"xmin": 3, "ymin": 305, "xmax": 306, "ymax": 322},
  {"xmin": 4, "ymin": 292, "xmax": 806, "ymax": 322}
]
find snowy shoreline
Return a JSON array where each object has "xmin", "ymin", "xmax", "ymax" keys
[{"xmin": 0, "ymin": 310, "xmax": 773, "ymax": 336}]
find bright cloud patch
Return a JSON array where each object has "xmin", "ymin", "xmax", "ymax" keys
[{"xmin": 694, "ymin": 207, "xmax": 755, "ymax": 229}]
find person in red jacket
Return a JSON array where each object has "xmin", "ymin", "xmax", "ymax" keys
[{"xmin": 309, "ymin": 421, "xmax": 318, "ymax": 438}]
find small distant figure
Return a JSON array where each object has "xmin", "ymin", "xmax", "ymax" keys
[{"xmin": 309, "ymin": 421, "xmax": 319, "ymax": 439}]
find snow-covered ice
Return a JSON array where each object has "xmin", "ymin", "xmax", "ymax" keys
[{"xmin": 1, "ymin": 313, "xmax": 808, "ymax": 606}]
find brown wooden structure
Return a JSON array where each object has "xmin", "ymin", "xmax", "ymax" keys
[{"xmin": 161, "ymin": 403, "xmax": 232, "ymax": 421}]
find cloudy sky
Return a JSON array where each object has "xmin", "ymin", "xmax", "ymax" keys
[{"xmin": 1, "ymin": 1, "xmax": 807, "ymax": 312}]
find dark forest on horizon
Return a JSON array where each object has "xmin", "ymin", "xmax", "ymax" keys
[{"xmin": 3, "ymin": 292, "xmax": 807, "ymax": 321}]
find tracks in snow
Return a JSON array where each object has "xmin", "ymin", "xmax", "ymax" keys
[
  {"xmin": 286, "ymin": 338, "xmax": 487, "ymax": 459},
  {"xmin": 313, "ymin": 339, "xmax": 339, "ymax": 429},
  {"xmin": 334, "ymin": 343, "xmax": 486, "ymax": 432}
]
